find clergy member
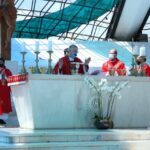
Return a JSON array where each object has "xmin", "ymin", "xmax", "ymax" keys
[
  {"xmin": 64, "ymin": 48, "xmax": 69, "ymax": 56},
  {"xmin": 102, "ymin": 49, "xmax": 126, "ymax": 76},
  {"xmin": 136, "ymin": 56, "xmax": 150, "ymax": 77},
  {"xmin": 53, "ymin": 45, "xmax": 91, "ymax": 74},
  {"xmin": 0, "ymin": 58, "xmax": 12, "ymax": 125}
]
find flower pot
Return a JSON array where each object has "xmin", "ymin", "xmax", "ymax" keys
[{"xmin": 94, "ymin": 119, "xmax": 113, "ymax": 129}]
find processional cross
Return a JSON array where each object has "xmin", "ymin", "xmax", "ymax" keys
[{"xmin": 0, "ymin": 0, "xmax": 17, "ymax": 60}]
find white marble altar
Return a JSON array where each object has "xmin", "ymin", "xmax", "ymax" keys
[{"xmin": 10, "ymin": 75, "xmax": 150, "ymax": 129}]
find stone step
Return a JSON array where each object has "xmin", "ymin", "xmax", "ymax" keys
[
  {"xmin": 0, "ymin": 140, "xmax": 150, "ymax": 150},
  {"xmin": 0, "ymin": 128, "xmax": 150, "ymax": 144}
]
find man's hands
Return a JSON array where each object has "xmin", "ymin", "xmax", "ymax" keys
[
  {"xmin": 84, "ymin": 57, "xmax": 91, "ymax": 65},
  {"xmin": 58, "ymin": 59, "xmax": 63, "ymax": 69}
]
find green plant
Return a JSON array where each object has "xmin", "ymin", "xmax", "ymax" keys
[{"xmin": 84, "ymin": 77, "xmax": 129, "ymax": 121}]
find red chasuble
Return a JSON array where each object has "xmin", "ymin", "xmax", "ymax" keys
[
  {"xmin": 102, "ymin": 58, "xmax": 126, "ymax": 76},
  {"xmin": 53, "ymin": 56, "xmax": 87, "ymax": 75},
  {"xmin": 0, "ymin": 67, "xmax": 12, "ymax": 115}
]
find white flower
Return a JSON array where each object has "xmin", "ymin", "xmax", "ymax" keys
[
  {"xmin": 113, "ymin": 91, "xmax": 120, "ymax": 96},
  {"xmin": 101, "ymin": 86, "xmax": 108, "ymax": 91},
  {"xmin": 98, "ymin": 78, "xmax": 107, "ymax": 87},
  {"xmin": 84, "ymin": 77, "xmax": 129, "ymax": 119},
  {"xmin": 101, "ymin": 78, "xmax": 107, "ymax": 83},
  {"xmin": 102, "ymin": 86, "xmax": 113, "ymax": 92}
]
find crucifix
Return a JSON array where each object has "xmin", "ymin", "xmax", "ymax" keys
[{"xmin": 0, "ymin": 0, "xmax": 17, "ymax": 60}]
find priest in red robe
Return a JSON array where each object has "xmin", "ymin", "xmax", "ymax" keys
[
  {"xmin": 0, "ymin": 58, "xmax": 12, "ymax": 125},
  {"xmin": 53, "ymin": 45, "xmax": 91, "ymax": 75},
  {"xmin": 136, "ymin": 56, "xmax": 150, "ymax": 77},
  {"xmin": 102, "ymin": 49, "xmax": 126, "ymax": 76}
]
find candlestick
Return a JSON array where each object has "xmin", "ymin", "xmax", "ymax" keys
[
  {"xmin": 130, "ymin": 43, "xmax": 138, "ymax": 76},
  {"xmin": 47, "ymin": 50, "xmax": 53, "ymax": 74},
  {"xmin": 20, "ymin": 51, "xmax": 27, "ymax": 74},
  {"xmin": 34, "ymin": 51, "xmax": 41, "ymax": 74}
]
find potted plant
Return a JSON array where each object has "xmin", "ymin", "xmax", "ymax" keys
[{"xmin": 84, "ymin": 77, "xmax": 129, "ymax": 129}]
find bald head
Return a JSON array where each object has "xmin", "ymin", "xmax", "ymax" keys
[
  {"xmin": 108, "ymin": 49, "xmax": 117, "ymax": 60},
  {"xmin": 136, "ymin": 56, "xmax": 146, "ymax": 65},
  {"xmin": 109, "ymin": 49, "xmax": 117, "ymax": 54},
  {"xmin": 137, "ymin": 56, "xmax": 142, "ymax": 61},
  {"xmin": 69, "ymin": 45, "xmax": 78, "ymax": 51}
]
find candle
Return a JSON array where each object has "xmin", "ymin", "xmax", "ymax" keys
[
  {"xmin": 132, "ymin": 45, "xmax": 139, "ymax": 55},
  {"xmin": 21, "ymin": 42, "xmax": 26, "ymax": 52},
  {"xmin": 139, "ymin": 46, "xmax": 146, "ymax": 56},
  {"xmin": 48, "ymin": 40, "xmax": 52, "ymax": 51},
  {"xmin": 35, "ymin": 41, "xmax": 39, "ymax": 52}
]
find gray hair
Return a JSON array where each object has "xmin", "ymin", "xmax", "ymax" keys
[{"xmin": 69, "ymin": 44, "xmax": 78, "ymax": 50}]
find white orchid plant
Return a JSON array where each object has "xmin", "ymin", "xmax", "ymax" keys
[{"xmin": 84, "ymin": 77, "xmax": 129, "ymax": 121}]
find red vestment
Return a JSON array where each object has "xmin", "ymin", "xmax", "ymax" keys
[
  {"xmin": 53, "ymin": 56, "xmax": 87, "ymax": 75},
  {"xmin": 102, "ymin": 58, "xmax": 126, "ymax": 76},
  {"xmin": 0, "ymin": 67, "xmax": 12, "ymax": 115},
  {"xmin": 137, "ymin": 63, "xmax": 150, "ymax": 77}
]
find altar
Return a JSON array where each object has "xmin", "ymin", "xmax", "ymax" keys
[{"xmin": 10, "ymin": 75, "xmax": 150, "ymax": 129}]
